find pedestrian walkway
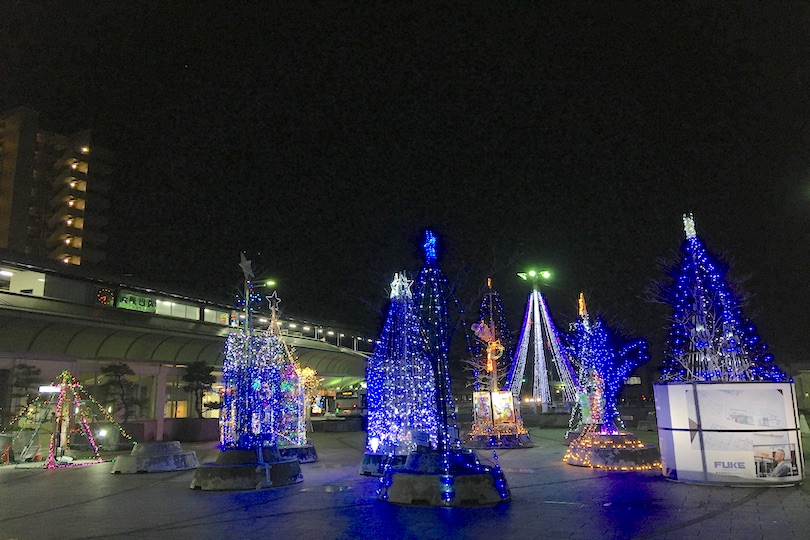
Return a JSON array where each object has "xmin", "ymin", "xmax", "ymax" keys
[{"xmin": 0, "ymin": 429, "xmax": 808, "ymax": 539}]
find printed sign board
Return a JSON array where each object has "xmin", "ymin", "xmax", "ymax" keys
[{"xmin": 654, "ymin": 381, "xmax": 803, "ymax": 485}]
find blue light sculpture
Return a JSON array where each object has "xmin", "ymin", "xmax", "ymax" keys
[
  {"xmin": 376, "ymin": 231, "xmax": 510, "ymax": 505},
  {"xmin": 363, "ymin": 272, "xmax": 438, "ymax": 466},
  {"xmin": 660, "ymin": 214, "xmax": 786, "ymax": 382},
  {"xmin": 565, "ymin": 293, "xmax": 649, "ymax": 434}
]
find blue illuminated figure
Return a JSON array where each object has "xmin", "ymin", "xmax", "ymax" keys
[
  {"xmin": 659, "ymin": 214, "xmax": 786, "ymax": 382},
  {"xmin": 566, "ymin": 293, "xmax": 649, "ymax": 435}
]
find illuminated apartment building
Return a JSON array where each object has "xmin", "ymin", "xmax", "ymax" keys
[{"xmin": 0, "ymin": 106, "xmax": 111, "ymax": 266}]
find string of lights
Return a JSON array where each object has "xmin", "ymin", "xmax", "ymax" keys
[
  {"xmin": 660, "ymin": 214, "xmax": 786, "ymax": 382},
  {"xmin": 565, "ymin": 296, "xmax": 650, "ymax": 432},
  {"xmin": 365, "ymin": 272, "xmax": 439, "ymax": 455}
]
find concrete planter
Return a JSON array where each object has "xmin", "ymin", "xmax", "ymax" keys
[{"xmin": 112, "ymin": 441, "xmax": 199, "ymax": 474}]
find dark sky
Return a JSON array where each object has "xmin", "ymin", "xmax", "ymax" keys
[{"xmin": 2, "ymin": 2, "xmax": 810, "ymax": 371}]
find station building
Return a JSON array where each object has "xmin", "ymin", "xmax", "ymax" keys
[{"xmin": 0, "ymin": 250, "xmax": 371, "ymax": 441}]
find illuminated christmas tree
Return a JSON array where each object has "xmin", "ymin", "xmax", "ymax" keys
[
  {"xmin": 659, "ymin": 214, "xmax": 786, "ymax": 382},
  {"xmin": 217, "ymin": 255, "xmax": 293, "ymax": 450},
  {"xmin": 364, "ymin": 272, "xmax": 438, "ymax": 460},
  {"xmin": 377, "ymin": 231, "xmax": 510, "ymax": 505},
  {"xmin": 467, "ymin": 279, "xmax": 513, "ymax": 392},
  {"xmin": 220, "ymin": 263, "xmax": 308, "ymax": 451},
  {"xmin": 193, "ymin": 253, "xmax": 304, "ymax": 489},
  {"xmin": 563, "ymin": 294, "xmax": 660, "ymax": 471},
  {"xmin": 566, "ymin": 293, "xmax": 649, "ymax": 435},
  {"xmin": 504, "ymin": 272, "xmax": 578, "ymax": 411},
  {"xmin": 8, "ymin": 371, "xmax": 134, "ymax": 468},
  {"xmin": 467, "ymin": 278, "xmax": 531, "ymax": 448},
  {"xmin": 219, "ymin": 329, "xmax": 284, "ymax": 449},
  {"xmin": 413, "ymin": 231, "xmax": 459, "ymax": 452}
]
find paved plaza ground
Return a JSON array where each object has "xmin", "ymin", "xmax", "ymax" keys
[{"xmin": 1, "ymin": 428, "xmax": 809, "ymax": 540}]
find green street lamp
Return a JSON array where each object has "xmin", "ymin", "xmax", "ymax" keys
[{"xmin": 517, "ymin": 269, "xmax": 552, "ymax": 286}]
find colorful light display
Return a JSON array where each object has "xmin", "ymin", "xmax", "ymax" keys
[
  {"xmin": 562, "ymin": 294, "xmax": 660, "ymax": 470},
  {"xmin": 467, "ymin": 279, "xmax": 531, "ymax": 448},
  {"xmin": 660, "ymin": 214, "xmax": 786, "ymax": 382},
  {"xmin": 504, "ymin": 286, "xmax": 578, "ymax": 409},
  {"xmin": 219, "ymin": 253, "xmax": 305, "ymax": 450},
  {"xmin": 7, "ymin": 371, "xmax": 134, "ymax": 468},
  {"xmin": 468, "ymin": 279, "xmax": 513, "ymax": 392},
  {"xmin": 219, "ymin": 330, "xmax": 285, "ymax": 449}
]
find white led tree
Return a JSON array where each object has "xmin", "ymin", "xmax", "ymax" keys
[{"xmin": 365, "ymin": 272, "xmax": 438, "ymax": 456}]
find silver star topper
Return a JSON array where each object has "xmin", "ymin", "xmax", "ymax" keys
[
  {"xmin": 266, "ymin": 291, "xmax": 282, "ymax": 314},
  {"xmin": 239, "ymin": 252, "xmax": 255, "ymax": 279}
]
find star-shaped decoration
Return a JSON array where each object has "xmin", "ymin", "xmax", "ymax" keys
[
  {"xmin": 265, "ymin": 291, "xmax": 282, "ymax": 314},
  {"xmin": 389, "ymin": 272, "xmax": 413, "ymax": 299},
  {"xmin": 239, "ymin": 251, "xmax": 255, "ymax": 279}
]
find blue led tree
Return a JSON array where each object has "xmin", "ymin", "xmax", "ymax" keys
[
  {"xmin": 365, "ymin": 272, "xmax": 438, "ymax": 456},
  {"xmin": 566, "ymin": 293, "xmax": 649, "ymax": 433},
  {"xmin": 659, "ymin": 214, "xmax": 786, "ymax": 382},
  {"xmin": 562, "ymin": 293, "xmax": 660, "ymax": 470},
  {"xmin": 413, "ymin": 231, "xmax": 459, "ymax": 452},
  {"xmin": 377, "ymin": 231, "xmax": 510, "ymax": 505},
  {"xmin": 192, "ymin": 253, "xmax": 304, "ymax": 490}
]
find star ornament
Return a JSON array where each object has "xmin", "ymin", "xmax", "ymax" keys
[
  {"xmin": 239, "ymin": 252, "xmax": 255, "ymax": 279},
  {"xmin": 389, "ymin": 272, "xmax": 413, "ymax": 299},
  {"xmin": 265, "ymin": 291, "xmax": 282, "ymax": 314}
]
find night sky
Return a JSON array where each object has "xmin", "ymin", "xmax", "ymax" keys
[{"xmin": 2, "ymin": 2, "xmax": 810, "ymax": 372}]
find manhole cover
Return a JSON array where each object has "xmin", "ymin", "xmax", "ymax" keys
[{"xmin": 502, "ymin": 468, "xmax": 538, "ymax": 473}]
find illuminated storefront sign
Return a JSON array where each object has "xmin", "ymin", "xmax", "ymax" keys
[{"xmin": 117, "ymin": 292, "xmax": 156, "ymax": 313}]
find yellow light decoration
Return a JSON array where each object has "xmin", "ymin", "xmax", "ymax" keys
[{"xmin": 563, "ymin": 426, "xmax": 661, "ymax": 471}]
